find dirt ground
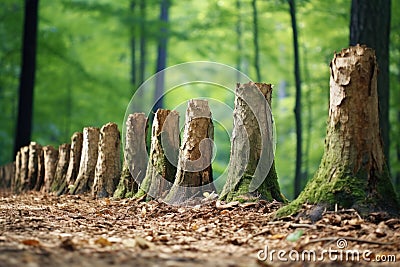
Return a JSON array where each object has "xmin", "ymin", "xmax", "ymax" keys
[{"xmin": 0, "ymin": 191, "xmax": 399, "ymax": 267}]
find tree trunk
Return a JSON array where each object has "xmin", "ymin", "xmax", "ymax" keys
[
  {"xmin": 42, "ymin": 145, "xmax": 58, "ymax": 193},
  {"xmin": 220, "ymin": 83, "xmax": 284, "ymax": 203},
  {"xmin": 19, "ymin": 146, "xmax": 29, "ymax": 192},
  {"xmin": 349, "ymin": 0, "xmax": 391, "ymax": 167},
  {"xmin": 51, "ymin": 143, "xmax": 70, "ymax": 193},
  {"xmin": 166, "ymin": 100, "xmax": 215, "ymax": 204},
  {"xmin": 92, "ymin": 123, "xmax": 121, "ymax": 198},
  {"xmin": 27, "ymin": 142, "xmax": 41, "ymax": 190},
  {"xmin": 288, "ymin": 0, "xmax": 303, "ymax": 198},
  {"xmin": 14, "ymin": 0, "xmax": 39, "ymax": 156},
  {"xmin": 277, "ymin": 45, "xmax": 399, "ymax": 217},
  {"xmin": 137, "ymin": 109, "xmax": 179, "ymax": 200},
  {"xmin": 57, "ymin": 132, "xmax": 83, "ymax": 195},
  {"xmin": 139, "ymin": 0, "xmax": 146, "ymax": 86},
  {"xmin": 71, "ymin": 127, "xmax": 99, "ymax": 195},
  {"xmin": 251, "ymin": 0, "xmax": 261, "ymax": 82},
  {"xmin": 34, "ymin": 146, "xmax": 45, "ymax": 191},
  {"xmin": 114, "ymin": 113, "xmax": 148, "ymax": 198}
]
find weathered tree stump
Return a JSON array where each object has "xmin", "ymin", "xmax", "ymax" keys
[
  {"xmin": 92, "ymin": 123, "xmax": 121, "ymax": 198},
  {"xmin": 34, "ymin": 147, "xmax": 45, "ymax": 191},
  {"xmin": 26, "ymin": 142, "xmax": 42, "ymax": 191},
  {"xmin": 42, "ymin": 145, "xmax": 58, "ymax": 193},
  {"xmin": 220, "ymin": 82, "xmax": 285, "ymax": 203},
  {"xmin": 137, "ymin": 109, "xmax": 179, "ymax": 200},
  {"xmin": 114, "ymin": 113, "xmax": 148, "ymax": 198},
  {"xmin": 277, "ymin": 45, "xmax": 399, "ymax": 217},
  {"xmin": 19, "ymin": 146, "xmax": 30, "ymax": 192},
  {"xmin": 71, "ymin": 127, "xmax": 100, "ymax": 195},
  {"xmin": 57, "ymin": 132, "xmax": 83, "ymax": 195},
  {"xmin": 13, "ymin": 151, "xmax": 21, "ymax": 193},
  {"xmin": 166, "ymin": 99, "xmax": 215, "ymax": 204},
  {"xmin": 0, "ymin": 162, "xmax": 14, "ymax": 189},
  {"xmin": 51, "ymin": 143, "xmax": 71, "ymax": 193}
]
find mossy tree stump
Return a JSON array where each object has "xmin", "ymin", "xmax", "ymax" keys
[
  {"xmin": 277, "ymin": 45, "xmax": 399, "ymax": 217},
  {"xmin": 166, "ymin": 99, "xmax": 215, "ymax": 204},
  {"xmin": 137, "ymin": 109, "xmax": 179, "ymax": 199},
  {"xmin": 42, "ymin": 145, "xmax": 58, "ymax": 193},
  {"xmin": 92, "ymin": 123, "xmax": 121, "ymax": 198},
  {"xmin": 114, "ymin": 113, "xmax": 148, "ymax": 198},
  {"xmin": 219, "ymin": 82, "xmax": 285, "ymax": 203},
  {"xmin": 71, "ymin": 127, "xmax": 99, "ymax": 195},
  {"xmin": 51, "ymin": 143, "xmax": 71, "ymax": 193}
]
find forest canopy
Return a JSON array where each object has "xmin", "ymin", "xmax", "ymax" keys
[{"xmin": 1, "ymin": 0, "xmax": 399, "ymax": 200}]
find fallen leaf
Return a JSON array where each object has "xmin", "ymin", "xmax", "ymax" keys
[
  {"xmin": 22, "ymin": 239, "xmax": 41, "ymax": 247},
  {"xmin": 94, "ymin": 237, "xmax": 112, "ymax": 247},
  {"xmin": 286, "ymin": 230, "xmax": 304, "ymax": 242},
  {"xmin": 270, "ymin": 234, "xmax": 286, "ymax": 240}
]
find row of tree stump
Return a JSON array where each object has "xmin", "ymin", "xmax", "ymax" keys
[{"xmin": 0, "ymin": 82, "xmax": 282, "ymax": 204}]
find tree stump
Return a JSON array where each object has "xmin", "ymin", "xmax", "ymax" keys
[
  {"xmin": 0, "ymin": 162, "xmax": 14, "ymax": 189},
  {"xmin": 71, "ymin": 127, "xmax": 100, "ymax": 195},
  {"xmin": 26, "ymin": 142, "xmax": 42, "ymax": 190},
  {"xmin": 92, "ymin": 123, "xmax": 121, "ymax": 198},
  {"xmin": 13, "ymin": 151, "xmax": 21, "ymax": 193},
  {"xmin": 19, "ymin": 146, "xmax": 29, "ymax": 192},
  {"xmin": 137, "ymin": 109, "xmax": 179, "ymax": 200},
  {"xmin": 57, "ymin": 132, "xmax": 83, "ymax": 195},
  {"xmin": 220, "ymin": 82, "xmax": 285, "ymax": 203},
  {"xmin": 51, "ymin": 143, "xmax": 71, "ymax": 193},
  {"xmin": 34, "ymin": 147, "xmax": 45, "ymax": 191},
  {"xmin": 277, "ymin": 45, "xmax": 399, "ymax": 217},
  {"xmin": 166, "ymin": 99, "xmax": 215, "ymax": 204},
  {"xmin": 42, "ymin": 145, "xmax": 58, "ymax": 193},
  {"xmin": 114, "ymin": 113, "xmax": 148, "ymax": 198}
]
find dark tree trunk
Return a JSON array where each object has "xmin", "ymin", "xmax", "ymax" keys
[
  {"xmin": 137, "ymin": 109, "xmax": 179, "ymax": 200},
  {"xmin": 114, "ymin": 113, "xmax": 148, "ymax": 198},
  {"xmin": 92, "ymin": 123, "xmax": 121, "ymax": 198},
  {"xmin": 42, "ymin": 145, "xmax": 58, "ymax": 193},
  {"xmin": 166, "ymin": 100, "xmax": 215, "ymax": 204},
  {"xmin": 349, "ymin": 0, "xmax": 391, "ymax": 167},
  {"xmin": 220, "ymin": 83, "xmax": 285, "ymax": 203},
  {"xmin": 288, "ymin": 0, "xmax": 303, "ymax": 197},
  {"xmin": 251, "ymin": 0, "xmax": 261, "ymax": 82},
  {"xmin": 152, "ymin": 0, "xmax": 170, "ymax": 113},
  {"xmin": 277, "ymin": 46, "xmax": 399, "ymax": 217},
  {"xmin": 71, "ymin": 127, "xmax": 99, "ymax": 195},
  {"xmin": 51, "ymin": 143, "xmax": 70, "ymax": 193},
  {"xmin": 14, "ymin": 0, "xmax": 39, "ymax": 156}
]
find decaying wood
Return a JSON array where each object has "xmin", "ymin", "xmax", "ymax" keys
[
  {"xmin": 51, "ymin": 143, "xmax": 71, "ymax": 193},
  {"xmin": 19, "ymin": 146, "xmax": 30, "ymax": 192},
  {"xmin": 114, "ymin": 113, "xmax": 148, "ymax": 198},
  {"xmin": 166, "ymin": 99, "xmax": 215, "ymax": 204},
  {"xmin": 34, "ymin": 147, "xmax": 45, "ymax": 191},
  {"xmin": 57, "ymin": 132, "xmax": 83, "ymax": 195},
  {"xmin": 220, "ymin": 82, "xmax": 284, "ymax": 203},
  {"xmin": 92, "ymin": 123, "xmax": 121, "ymax": 198},
  {"xmin": 137, "ymin": 109, "xmax": 179, "ymax": 200},
  {"xmin": 42, "ymin": 145, "xmax": 58, "ymax": 193},
  {"xmin": 277, "ymin": 45, "xmax": 399, "ymax": 217},
  {"xmin": 71, "ymin": 127, "xmax": 100, "ymax": 195},
  {"xmin": 26, "ymin": 142, "xmax": 42, "ymax": 191},
  {"xmin": 13, "ymin": 151, "xmax": 21, "ymax": 193},
  {"xmin": 0, "ymin": 162, "xmax": 14, "ymax": 189}
]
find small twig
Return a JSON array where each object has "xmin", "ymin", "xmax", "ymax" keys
[
  {"xmin": 304, "ymin": 236, "xmax": 394, "ymax": 246},
  {"xmin": 290, "ymin": 223, "xmax": 317, "ymax": 230}
]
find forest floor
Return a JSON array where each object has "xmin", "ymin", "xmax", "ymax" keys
[{"xmin": 0, "ymin": 191, "xmax": 399, "ymax": 267}]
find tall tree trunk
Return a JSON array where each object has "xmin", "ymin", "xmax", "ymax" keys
[
  {"xmin": 277, "ymin": 46, "xmax": 399, "ymax": 217},
  {"xmin": 137, "ymin": 109, "xmax": 179, "ymax": 199},
  {"xmin": 236, "ymin": 0, "xmax": 243, "ymax": 78},
  {"xmin": 139, "ymin": 0, "xmax": 146, "ymax": 86},
  {"xmin": 166, "ymin": 100, "xmax": 215, "ymax": 204},
  {"xmin": 114, "ymin": 113, "xmax": 148, "ymax": 198},
  {"xmin": 251, "ymin": 0, "xmax": 261, "ymax": 82},
  {"xmin": 130, "ymin": 0, "xmax": 137, "ymax": 90},
  {"xmin": 152, "ymin": 0, "xmax": 169, "ymax": 114},
  {"xmin": 288, "ymin": 0, "xmax": 303, "ymax": 197},
  {"xmin": 220, "ymin": 83, "xmax": 285, "ymax": 203},
  {"xmin": 14, "ymin": 0, "xmax": 39, "ymax": 156},
  {"xmin": 349, "ymin": 0, "xmax": 391, "ymax": 168},
  {"xmin": 92, "ymin": 123, "xmax": 121, "ymax": 198}
]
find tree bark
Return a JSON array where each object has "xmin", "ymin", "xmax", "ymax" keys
[
  {"xmin": 19, "ymin": 146, "xmax": 29, "ymax": 192},
  {"xmin": 137, "ymin": 109, "xmax": 179, "ymax": 200},
  {"xmin": 349, "ymin": 0, "xmax": 391, "ymax": 167},
  {"xmin": 13, "ymin": 151, "xmax": 21, "ymax": 193},
  {"xmin": 71, "ymin": 127, "xmax": 99, "ymax": 195},
  {"xmin": 288, "ymin": 0, "xmax": 303, "ymax": 198},
  {"xmin": 51, "ymin": 143, "xmax": 70, "ymax": 193},
  {"xmin": 114, "ymin": 113, "xmax": 148, "ymax": 198},
  {"xmin": 14, "ymin": 0, "xmax": 39, "ymax": 156},
  {"xmin": 166, "ymin": 100, "xmax": 215, "ymax": 204},
  {"xmin": 251, "ymin": 0, "xmax": 261, "ymax": 82},
  {"xmin": 57, "ymin": 132, "xmax": 83, "ymax": 195},
  {"xmin": 26, "ymin": 142, "xmax": 41, "ymax": 190},
  {"xmin": 42, "ymin": 145, "xmax": 58, "ymax": 193},
  {"xmin": 34, "ymin": 146, "xmax": 45, "ymax": 191},
  {"xmin": 220, "ymin": 83, "xmax": 284, "ymax": 203},
  {"xmin": 92, "ymin": 123, "xmax": 121, "ymax": 198},
  {"xmin": 0, "ymin": 162, "xmax": 14, "ymax": 189},
  {"xmin": 277, "ymin": 45, "xmax": 399, "ymax": 217}
]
